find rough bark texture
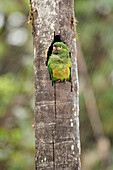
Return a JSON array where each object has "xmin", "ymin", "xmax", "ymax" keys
[{"xmin": 32, "ymin": 0, "xmax": 81, "ymax": 169}]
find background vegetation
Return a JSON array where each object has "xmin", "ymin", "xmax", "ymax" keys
[{"xmin": 0, "ymin": 0, "xmax": 113, "ymax": 169}]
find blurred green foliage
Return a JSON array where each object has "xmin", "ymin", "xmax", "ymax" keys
[
  {"xmin": 76, "ymin": 0, "xmax": 113, "ymax": 169},
  {"xmin": 0, "ymin": 0, "xmax": 34, "ymax": 170},
  {"xmin": 0, "ymin": 0, "xmax": 113, "ymax": 169}
]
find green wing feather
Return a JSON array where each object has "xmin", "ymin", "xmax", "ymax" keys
[
  {"xmin": 47, "ymin": 55, "xmax": 58, "ymax": 82},
  {"xmin": 66, "ymin": 57, "xmax": 72, "ymax": 82},
  {"xmin": 47, "ymin": 57, "xmax": 53, "ymax": 80}
]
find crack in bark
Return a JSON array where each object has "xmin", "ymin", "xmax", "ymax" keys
[
  {"xmin": 52, "ymin": 132, "xmax": 55, "ymax": 170},
  {"xmin": 53, "ymin": 83, "xmax": 56, "ymax": 170}
]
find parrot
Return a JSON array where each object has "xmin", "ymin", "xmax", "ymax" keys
[{"xmin": 47, "ymin": 42, "xmax": 72, "ymax": 82}]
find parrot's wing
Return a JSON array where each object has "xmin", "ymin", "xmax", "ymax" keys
[
  {"xmin": 66, "ymin": 57, "xmax": 72, "ymax": 82},
  {"xmin": 47, "ymin": 57, "xmax": 53, "ymax": 80}
]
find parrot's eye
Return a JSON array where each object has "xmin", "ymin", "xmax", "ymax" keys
[{"xmin": 59, "ymin": 46, "xmax": 62, "ymax": 49}]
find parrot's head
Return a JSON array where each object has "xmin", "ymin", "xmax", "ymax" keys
[{"xmin": 52, "ymin": 42, "xmax": 69, "ymax": 56}]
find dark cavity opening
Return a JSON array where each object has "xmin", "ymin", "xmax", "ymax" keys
[
  {"xmin": 46, "ymin": 34, "xmax": 72, "ymax": 66},
  {"xmin": 46, "ymin": 35, "xmax": 62, "ymax": 66},
  {"xmin": 46, "ymin": 34, "xmax": 72, "ymax": 91}
]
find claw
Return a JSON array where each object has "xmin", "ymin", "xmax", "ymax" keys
[
  {"xmin": 56, "ymin": 79, "xmax": 61, "ymax": 83},
  {"xmin": 63, "ymin": 79, "xmax": 66, "ymax": 83}
]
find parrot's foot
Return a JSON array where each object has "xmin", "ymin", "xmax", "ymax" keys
[
  {"xmin": 56, "ymin": 79, "xmax": 66, "ymax": 83},
  {"xmin": 63, "ymin": 79, "xmax": 66, "ymax": 83},
  {"xmin": 56, "ymin": 79, "xmax": 61, "ymax": 83}
]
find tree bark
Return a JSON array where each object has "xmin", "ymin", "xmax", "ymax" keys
[{"xmin": 31, "ymin": 0, "xmax": 81, "ymax": 169}]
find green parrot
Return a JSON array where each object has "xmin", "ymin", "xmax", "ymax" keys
[{"xmin": 47, "ymin": 42, "xmax": 72, "ymax": 82}]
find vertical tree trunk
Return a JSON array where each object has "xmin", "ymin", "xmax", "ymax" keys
[{"xmin": 31, "ymin": 0, "xmax": 81, "ymax": 169}]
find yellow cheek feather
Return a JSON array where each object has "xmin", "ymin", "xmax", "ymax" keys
[
  {"xmin": 63, "ymin": 49, "xmax": 67, "ymax": 51},
  {"xmin": 57, "ymin": 46, "xmax": 67, "ymax": 51}
]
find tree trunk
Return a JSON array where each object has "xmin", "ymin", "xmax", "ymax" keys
[{"xmin": 31, "ymin": 0, "xmax": 81, "ymax": 169}]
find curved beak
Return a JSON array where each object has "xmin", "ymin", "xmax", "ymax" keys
[{"xmin": 53, "ymin": 46, "xmax": 58, "ymax": 54}]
